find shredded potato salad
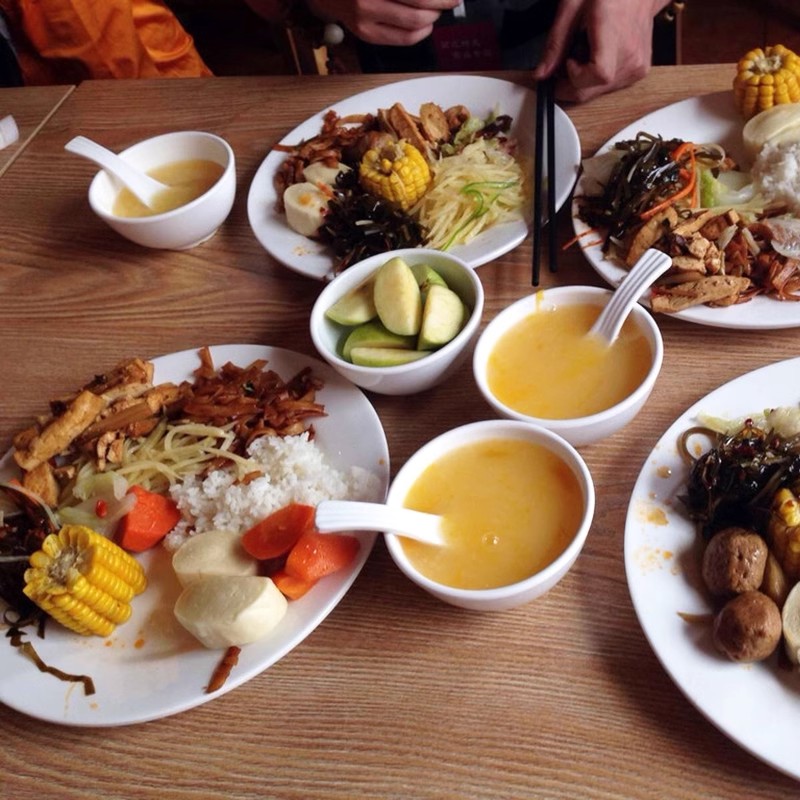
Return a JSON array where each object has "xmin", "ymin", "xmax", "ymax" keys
[{"xmin": 414, "ymin": 139, "xmax": 528, "ymax": 250}]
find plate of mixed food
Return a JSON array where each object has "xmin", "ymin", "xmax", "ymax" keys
[
  {"xmin": 0, "ymin": 344, "xmax": 388, "ymax": 726},
  {"xmin": 247, "ymin": 75, "xmax": 581, "ymax": 279},
  {"xmin": 572, "ymin": 90, "xmax": 800, "ymax": 329},
  {"xmin": 625, "ymin": 357, "xmax": 800, "ymax": 780}
]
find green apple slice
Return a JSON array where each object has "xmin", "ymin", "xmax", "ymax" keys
[
  {"xmin": 350, "ymin": 347, "xmax": 429, "ymax": 367},
  {"xmin": 341, "ymin": 319, "xmax": 416, "ymax": 361},
  {"xmin": 410, "ymin": 263, "xmax": 447, "ymax": 301},
  {"xmin": 326, "ymin": 276, "xmax": 377, "ymax": 326},
  {"xmin": 374, "ymin": 257, "xmax": 422, "ymax": 336},
  {"xmin": 418, "ymin": 284, "xmax": 468, "ymax": 350}
]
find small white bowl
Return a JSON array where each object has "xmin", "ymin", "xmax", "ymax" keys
[
  {"xmin": 310, "ymin": 248, "xmax": 484, "ymax": 395},
  {"xmin": 384, "ymin": 419, "xmax": 595, "ymax": 611},
  {"xmin": 472, "ymin": 285, "xmax": 663, "ymax": 447},
  {"xmin": 87, "ymin": 131, "xmax": 236, "ymax": 250}
]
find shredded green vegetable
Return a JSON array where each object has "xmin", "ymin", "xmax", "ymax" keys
[{"xmin": 442, "ymin": 179, "xmax": 520, "ymax": 250}]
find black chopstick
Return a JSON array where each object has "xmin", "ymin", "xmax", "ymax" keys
[
  {"xmin": 532, "ymin": 77, "xmax": 556, "ymax": 286},
  {"xmin": 546, "ymin": 78, "xmax": 557, "ymax": 275}
]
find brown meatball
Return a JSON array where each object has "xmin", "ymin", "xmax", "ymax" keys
[
  {"xmin": 712, "ymin": 590, "xmax": 782, "ymax": 662},
  {"xmin": 701, "ymin": 527, "xmax": 768, "ymax": 597}
]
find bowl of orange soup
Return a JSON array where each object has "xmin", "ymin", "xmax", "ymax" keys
[
  {"xmin": 384, "ymin": 419, "xmax": 595, "ymax": 611},
  {"xmin": 472, "ymin": 285, "xmax": 663, "ymax": 447},
  {"xmin": 87, "ymin": 131, "xmax": 236, "ymax": 250}
]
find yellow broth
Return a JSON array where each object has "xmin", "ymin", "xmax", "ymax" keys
[
  {"xmin": 400, "ymin": 437, "xmax": 583, "ymax": 589},
  {"xmin": 486, "ymin": 301, "xmax": 652, "ymax": 419},
  {"xmin": 112, "ymin": 159, "xmax": 224, "ymax": 218}
]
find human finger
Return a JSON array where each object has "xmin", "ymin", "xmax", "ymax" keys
[
  {"xmin": 335, "ymin": 0, "xmax": 445, "ymax": 42},
  {"xmin": 357, "ymin": 19, "xmax": 439, "ymax": 45},
  {"xmin": 531, "ymin": 0, "xmax": 582, "ymax": 80}
]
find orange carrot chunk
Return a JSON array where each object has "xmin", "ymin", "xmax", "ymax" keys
[
  {"xmin": 271, "ymin": 569, "xmax": 317, "ymax": 600},
  {"xmin": 241, "ymin": 503, "xmax": 316, "ymax": 560},
  {"xmin": 116, "ymin": 485, "xmax": 182, "ymax": 552},
  {"xmin": 284, "ymin": 530, "xmax": 360, "ymax": 584}
]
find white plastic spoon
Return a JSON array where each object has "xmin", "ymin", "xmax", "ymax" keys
[
  {"xmin": 588, "ymin": 248, "xmax": 673, "ymax": 345},
  {"xmin": 315, "ymin": 500, "xmax": 446, "ymax": 547},
  {"xmin": 64, "ymin": 135, "xmax": 170, "ymax": 209}
]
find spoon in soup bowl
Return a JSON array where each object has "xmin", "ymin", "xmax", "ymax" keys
[
  {"xmin": 588, "ymin": 248, "xmax": 672, "ymax": 345},
  {"xmin": 315, "ymin": 500, "xmax": 446, "ymax": 547},
  {"xmin": 65, "ymin": 135, "xmax": 170, "ymax": 210}
]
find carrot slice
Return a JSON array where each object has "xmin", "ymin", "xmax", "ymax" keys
[
  {"xmin": 284, "ymin": 530, "xmax": 360, "ymax": 584},
  {"xmin": 271, "ymin": 569, "xmax": 317, "ymax": 600},
  {"xmin": 241, "ymin": 503, "xmax": 316, "ymax": 560},
  {"xmin": 670, "ymin": 141, "xmax": 695, "ymax": 162},
  {"xmin": 640, "ymin": 142, "xmax": 698, "ymax": 221},
  {"xmin": 116, "ymin": 485, "xmax": 181, "ymax": 552}
]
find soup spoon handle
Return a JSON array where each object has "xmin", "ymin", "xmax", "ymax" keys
[
  {"xmin": 315, "ymin": 500, "xmax": 446, "ymax": 547},
  {"xmin": 589, "ymin": 248, "xmax": 672, "ymax": 344},
  {"xmin": 64, "ymin": 135, "xmax": 168, "ymax": 208}
]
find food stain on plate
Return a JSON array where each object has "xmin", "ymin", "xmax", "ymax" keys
[
  {"xmin": 633, "ymin": 497, "xmax": 669, "ymax": 527},
  {"xmin": 632, "ymin": 544, "xmax": 675, "ymax": 574}
]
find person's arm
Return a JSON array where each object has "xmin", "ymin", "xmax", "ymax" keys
[
  {"xmin": 244, "ymin": 0, "xmax": 461, "ymax": 46},
  {"xmin": 533, "ymin": 0, "xmax": 673, "ymax": 103}
]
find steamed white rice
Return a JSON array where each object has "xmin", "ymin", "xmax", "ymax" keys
[{"xmin": 164, "ymin": 432, "xmax": 382, "ymax": 551}]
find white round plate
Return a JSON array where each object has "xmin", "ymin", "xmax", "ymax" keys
[
  {"xmin": 625, "ymin": 356, "xmax": 800, "ymax": 780},
  {"xmin": 0, "ymin": 344, "xmax": 390, "ymax": 726},
  {"xmin": 247, "ymin": 75, "xmax": 581, "ymax": 280},
  {"xmin": 572, "ymin": 91, "xmax": 800, "ymax": 330}
]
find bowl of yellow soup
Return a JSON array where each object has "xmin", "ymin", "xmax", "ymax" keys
[
  {"xmin": 384, "ymin": 419, "xmax": 595, "ymax": 611},
  {"xmin": 86, "ymin": 130, "xmax": 236, "ymax": 250},
  {"xmin": 310, "ymin": 248, "xmax": 484, "ymax": 395},
  {"xmin": 472, "ymin": 285, "xmax": 663, "ymax": 447}
]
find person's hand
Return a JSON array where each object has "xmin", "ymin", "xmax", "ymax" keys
[
  {"xmin": 307, "ymin": 0, "xmax": 462, "ymax": 46},
  {"xmin": 533, "ymin": 0, "xmax": 671, "ymax": 103}
]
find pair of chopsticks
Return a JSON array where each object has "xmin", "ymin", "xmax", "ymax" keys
[{"xmin": 532, "ymin": 77, "xmax": 557, "ymax": 286}]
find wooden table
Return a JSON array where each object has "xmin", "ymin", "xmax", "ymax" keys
[
  {"xmin": 0, "ymin": 84, "xmax": 74, "ymax": 176},
  {"xmin": 2, "ymin": 65, "xmax": 800, "ymax": 798}
]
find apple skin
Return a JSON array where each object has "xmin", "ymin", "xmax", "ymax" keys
[
  {"xmin": 349, "ymin": 347, "xmax": 429, "ymax": 367},
  {"xmin": 341, "ymin": 319, "xmax": 416, "ymax": 361}
]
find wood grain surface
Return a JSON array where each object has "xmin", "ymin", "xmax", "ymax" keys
[
  {"xmin": 0, "ymin": 84, "xmax": 74, "ymax": 176},
  {"xmin": 2, "ymin": 66, "xmax": 800, "ymax": 799}
]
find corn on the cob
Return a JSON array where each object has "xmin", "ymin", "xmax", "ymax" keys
[
  {"xmin": 768, "ymin": 487, "xmax": 800, "ymax": 582},
  {"xmin": 733, "ymin": 44, "xmax": 800, "ymax": 119},
  {"xmin": 359, "ymin": 140, "xmax": 431, "ymax": 211},
  {"xmin": 23, "ymin": 525, "xmax": 147, "ymax": 637}
]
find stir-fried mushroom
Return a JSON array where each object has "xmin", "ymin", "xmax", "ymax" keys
[{"xmin": 419, "ymin": 102, "xmax": 451, "ymax": 143}]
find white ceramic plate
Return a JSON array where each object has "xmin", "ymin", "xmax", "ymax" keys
[
  {"xmin": 625, "ymin": 356, "xmax": 800, "ymax": 780},
  {"xmin": 572, "ymin": 91, "xmax": 800, "ymax": 330},
  {"xmin": 247, "ymin": 75, "xmax": 581, "ymax": 280},
  {"xmin": 0, "ymin": 344, "xmax": 390, "ymax": 726}
]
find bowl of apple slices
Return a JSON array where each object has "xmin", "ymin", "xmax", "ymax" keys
[{"xmin": 310, "ymin": 248, "xmax": 484, "ymax": 395}]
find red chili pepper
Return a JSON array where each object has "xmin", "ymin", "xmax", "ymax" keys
[{"xmin": 95, "ymin": 499, "xmax": 108, "ymax": 518}]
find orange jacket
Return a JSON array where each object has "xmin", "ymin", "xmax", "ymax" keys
[{"xmin": 0, "ymin": 0, "xmax": 212, "ymax": 84}]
